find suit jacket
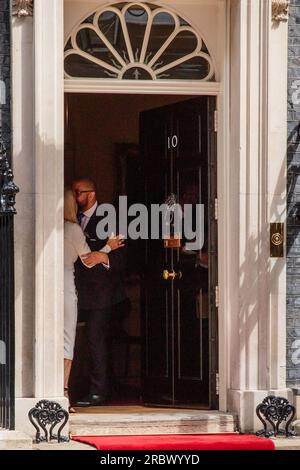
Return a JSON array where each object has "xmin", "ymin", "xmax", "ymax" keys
[{"xmin": 74, "ymin": 206, "xmax": 125, "ymax": 310}]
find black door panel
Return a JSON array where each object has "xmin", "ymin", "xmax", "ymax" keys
[{"xmin": 140, "ymin": 97, "xmax": 217, "ymax": 407}]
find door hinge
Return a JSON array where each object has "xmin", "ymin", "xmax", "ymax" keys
[
  {"xmin": 214, "ymin": 198, "xmax": 218, "ymax": 221},
  {"xmin": 216, "ymin": 372, "xmax": 219, "ymax": 395},
  {"xmin": 215, "ymin": 285, "xmax": 220, "ymax": 308},
  {"xmin": 214, "ymin": 110, "xmax": 218, "ymax": 132}
]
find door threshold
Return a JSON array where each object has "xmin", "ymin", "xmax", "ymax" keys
[
  {"xmin": 73, "ymin": 404, "xmax": 213, "ymax": 414},
  {"xmin": 143, "ymin": 403, "xmax": 210, "ymax": 410}
]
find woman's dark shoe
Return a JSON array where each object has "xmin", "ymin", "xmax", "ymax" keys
[
  {"xmin": 75, "ymin": 394, "xmax": 106, "ymax": 407},
  {"xmin": 64, "ymin": 387, "xmax": 76, "ymax": 413}
]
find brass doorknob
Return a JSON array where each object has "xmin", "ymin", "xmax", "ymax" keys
[{"xmin": 163, "ymin": 269, "xmax": 182, "ymax": 281}]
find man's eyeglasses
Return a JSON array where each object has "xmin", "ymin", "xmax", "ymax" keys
[{"xmin": 74, "ymin": 189, "xmax": 94, "ymax": 196}]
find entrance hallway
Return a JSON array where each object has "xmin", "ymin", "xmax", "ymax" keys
[
  {"xmin": 66, "ymin": 94, "xmax": 217, "ymax": 408},
  {"xmin": 65, "ymin": 93, "xmax": 193, "ymax": 405}
]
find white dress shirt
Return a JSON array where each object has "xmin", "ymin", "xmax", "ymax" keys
[
  {"xmin": 80, "ymin": 201, "xmax": 97, "ymax": 231},
  {"xmin": 79, "ymin": 201, "xmax": 111, "ymax": 266}
]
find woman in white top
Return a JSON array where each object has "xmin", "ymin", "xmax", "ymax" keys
[{"xmin": 64, "ymin": 189, "xmax": 122, "ymax": 411}]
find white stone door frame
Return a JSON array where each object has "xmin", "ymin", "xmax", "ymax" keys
[
  {"xmin": 32, "ymin": 0, "xmax": 229, "ymax": 409},
  {"xmin": 62, "ymin": 0, "xmax": 228, "ymax": 411},
  {"xmin": 29, "ymin": 0, "xmax": 289, "ymax": 432}
]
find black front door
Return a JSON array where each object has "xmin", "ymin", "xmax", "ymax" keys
[{"xmin": 140, "ymin": 97, "xmax": 218, "ymax": 408}]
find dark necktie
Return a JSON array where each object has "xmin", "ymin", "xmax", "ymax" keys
[{"xmin": 77, "ymin": 213, "xmax": 84, "ymax": 226}]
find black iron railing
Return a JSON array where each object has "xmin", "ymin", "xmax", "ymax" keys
[{"xmin": 0, "ymin": 136, "xmax": 18, "ymax": 429}]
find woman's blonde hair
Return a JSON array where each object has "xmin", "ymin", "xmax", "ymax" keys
[{"xmin": 64, "ymin": 188, "xmax": 78, "ymax": 223}]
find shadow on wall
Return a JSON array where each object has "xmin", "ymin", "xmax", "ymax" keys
[
  {"xmin": 232, "ymin": 123, "xmax": 287, "ymax": 393},
  {"xmin": 14, "ymin": 128, "xmax": 64, "ymax": 398}
]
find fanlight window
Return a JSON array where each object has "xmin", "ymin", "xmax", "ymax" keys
[{"xmin": 64, "ymin": 2, "xmax": 215, "ymax": 81}]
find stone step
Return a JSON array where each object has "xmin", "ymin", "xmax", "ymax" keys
[
  {"xmin": 0, "ymin": 430, "xmax": 32, "ymax": 450},
  {"xmin": 70, "ymin": 408, "xmax": 237, "ymax": 436}
]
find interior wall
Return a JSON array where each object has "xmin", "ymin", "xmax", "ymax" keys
[{"xmin": 65, "ymin": 93, "xmax": 193, "ymax": 203}]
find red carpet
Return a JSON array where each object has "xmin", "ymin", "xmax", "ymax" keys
[{"xmin": 72, "ymin": 433, "xmax": 275, "ymax": 450}]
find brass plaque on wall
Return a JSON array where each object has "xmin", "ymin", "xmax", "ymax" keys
[{"xmin": 270, "ymin": 223, "xmax": 284, "ymax": 258}]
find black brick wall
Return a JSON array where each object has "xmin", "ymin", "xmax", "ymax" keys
[
  {"xmin": 0, "ymin": 0, "xmax": 11, "ymax": 161},
  {"xmin": 287, "ymin": 0, "xmax": 300, "ymax": 386}
]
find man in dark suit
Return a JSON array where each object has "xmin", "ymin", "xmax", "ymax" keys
[{"xmin": 71, "ymin": 177, "xmax": 125, "ymax": 406}]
